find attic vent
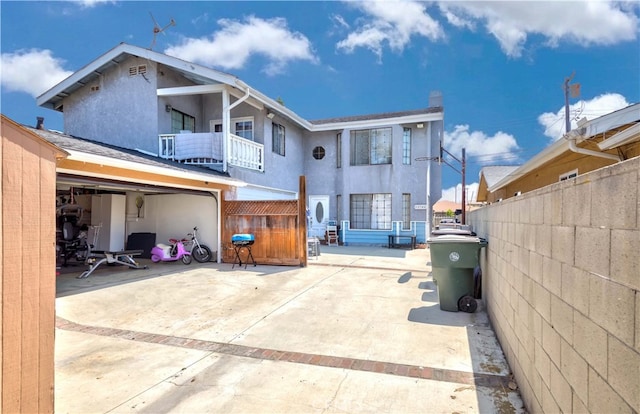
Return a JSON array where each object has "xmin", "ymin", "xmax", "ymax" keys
[{"xmin": 128, "ymin": 65, "xmax": 148, "ymax": 76}]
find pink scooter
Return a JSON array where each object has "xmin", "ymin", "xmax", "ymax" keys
[{"xmin": 150, "ymin": 238, "xmax": 192, "ymax": 264}]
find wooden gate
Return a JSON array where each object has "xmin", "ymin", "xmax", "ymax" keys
[{"xmin": 222, "ymin": 199, "xmax": 303, "ymax": 266}]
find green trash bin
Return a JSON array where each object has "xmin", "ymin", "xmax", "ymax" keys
[{"xmin": 427, "ymin": 234, "xmax": 487, "ymax": 312}]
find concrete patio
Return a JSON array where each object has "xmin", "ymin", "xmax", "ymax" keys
[{"xmin": 55, "ymin": 245, "xmax": 524, "ymax": 413}]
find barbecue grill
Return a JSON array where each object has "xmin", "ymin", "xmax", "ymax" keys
[{"xmin": 231, "ymin": 233, "xmax": 256, "ymax": 268}]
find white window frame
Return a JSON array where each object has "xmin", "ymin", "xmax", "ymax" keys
[
  {"xmin": 559, "ymin": 169, "xmax": 578, "ymax": 181},
  {"xmin": 210, "ymin": 117, "xmax": 255, "ymax": 140}
]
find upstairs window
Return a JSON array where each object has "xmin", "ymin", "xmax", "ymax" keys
[
  {"xmin": 272, "ymin": 123, "xmax": 285, "ymax": 156},
  {"xmin": 234, "ymin": 119, "xmax": 254, "ymax": 140},
  {"xmin": 402, "ymin": 128, "xmax": 411, "ymax": 165},
  {"xmin": 171, "ymin": 109, "xmax": 195, "ymax": 133},
  {"xmin": 337, "ymin": 133, "xmax": 342, "ymax": 168},
  {"xmin": 209, "ymin": 117, "xmax": 254, "ymax": 140},
  {"xmin": 350, "ymin": 127, "xmax": 392, "ymax": 166}
]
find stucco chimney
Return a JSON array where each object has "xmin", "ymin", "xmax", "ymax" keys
[
  {"xmin": 428, "ymin": 91, "xmax": 443, "ymax": 108},
  {"xmin": 36, "ymin": 117, "xmax": 45, "ymax": 130}
]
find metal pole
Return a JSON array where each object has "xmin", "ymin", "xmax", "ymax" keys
[
  {"xmin": 564, "ymin": 72, "xmax": 575, "ymax": 133},
  {"xmin": 426, "ymin": 159, "xmax": 431, "ymax": 236},
  {"xmin": 461, "ymin": 148, "xmax": 466, "ymax": 225}
]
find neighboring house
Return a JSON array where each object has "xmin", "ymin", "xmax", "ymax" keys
[
  {"xmin": 476, "ymin": 165, "xmax": 520, "ymax": 203},
  {"xmin": 37, "ymin": 43, "xmax": 444, "ymax": 244},
  {"xmin": 483, "ymin": 103, "xmax": 640, "ymax": 203}
]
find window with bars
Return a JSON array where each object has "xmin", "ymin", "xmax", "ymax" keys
[
  {"xmin": 350, "ymin": 128, "xmax": 392, "ymax": 166},
  {"xmin": 402, "ymin": 128, "xmax": 411, "ymax": 165},
  {"xmin": 171, "ymin": 109, "xmax": 195, "ymax": 134},
  {"xmin": 402, "ymin": 193, "xmax": 411, "ymax": 230},
  {"xmin": 349, "ymin": 193, "xmax": 391, "ymax": 230},
  {"xmin": 272, "ymin": 123, "xmax": 285, "ymax": 156}
]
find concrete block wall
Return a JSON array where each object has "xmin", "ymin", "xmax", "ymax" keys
[{"xmin": 468, "ymin": 156, "xmax": 639, "ymax": 413}]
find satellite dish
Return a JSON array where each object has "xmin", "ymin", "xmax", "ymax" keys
[{"xmin": 149, "ymin": 12, "xmax": 175, "ymax": 50}]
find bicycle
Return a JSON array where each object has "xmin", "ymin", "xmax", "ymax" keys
[{"xmin": 185, "ymin": 226, "xmax": 213, "ymax": 263}]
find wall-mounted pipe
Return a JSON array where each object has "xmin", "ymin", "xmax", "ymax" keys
[{"xmin": 566, "ymin": 136, "xmax": 620, "ymax": 162}]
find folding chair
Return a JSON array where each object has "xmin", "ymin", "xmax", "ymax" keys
[{"xmin": 326, "ymin": 224, "xmax": 338, "ymax": 246}]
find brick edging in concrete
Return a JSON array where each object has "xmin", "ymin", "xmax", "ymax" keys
[{"xmin": 56, "ymin": 316, "xmax": 510, "ymax": 389}]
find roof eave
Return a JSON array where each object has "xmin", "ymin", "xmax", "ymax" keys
[
  {"xmin": 62, "ymin": 149, "xmax": 246, "ymax": 188},
  {"xmin": 488, "ymin": 139, "xmax": 568, "ymax": 192},
  {"xmin": 36, "ymin": 43, "xmax": 240, "ymax": 109},
  {"xmin": 308, "ymin": 112, "xmax": 443, "ymax": 132}
]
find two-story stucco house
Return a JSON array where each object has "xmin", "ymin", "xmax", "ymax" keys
[{"xmin": 37, "ymin": 43, "xmax": 443, "ymax": 246}]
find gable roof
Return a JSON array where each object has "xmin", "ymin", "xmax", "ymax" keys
[
  {"xmin": 36, "ymin": 43, "xmax": 443, "ymax": 133},
  {"xmin": 488, "ymin": 102, "xmax": 639, "ymax": 192},
  {"xmin": 479, "ymin": 166, "xmax": 520, "ymax": 188},
  {"xmin": 27, "ymin": 126, "xmax": 245, "ymax": 189}
]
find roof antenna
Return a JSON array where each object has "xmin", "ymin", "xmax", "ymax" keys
[{"xmin": 149, "ymin": 12, "xmax": 175, "ymax": 50}]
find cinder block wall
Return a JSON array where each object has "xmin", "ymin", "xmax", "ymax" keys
[{"xmin": 468, "ymin": 156, "xmax": 639, "ymax": 413}]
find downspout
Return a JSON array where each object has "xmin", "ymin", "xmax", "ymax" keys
[
  {"xmin": 565, "ymin": 131, "xmax": 620, "ymax": 162},
  {"xmin": 222, "ymin": 83, "xmax": 251, "ymax": 172}
]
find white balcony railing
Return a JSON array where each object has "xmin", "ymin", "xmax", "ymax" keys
[
  {"xmin": 229, "ymin": 134, "xmax": 264, "ymax": 172},
  {"xmin": 158, "ymin": 132, "xmax": 264, "ymax": 172}
]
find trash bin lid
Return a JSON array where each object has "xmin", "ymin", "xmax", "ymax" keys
[
  {"xmin": 431, "ymin": 228, "xmax": 474, "ymax": 236},
  {"xmin": 427, "ymin": 234, "xmax": 482, "ymax": 244}
]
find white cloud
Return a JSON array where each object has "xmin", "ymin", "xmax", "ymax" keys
[
  {"xmin": 440, "ymin": 182, "xmax": 480, "ymax": 203},
  {"xmin": 0, "ymin": 49, "xmax": 73, "ymax": 97},
  {"xmin": 337, "ymin": 0, "xmax": 444, "ymax": 59},
  {"xmin": 164, "ymin": 16, "xmax": 318, "ymax": 76},
  {"xmin": 73, "ymin": 0, "xmax": 115, "ymax": 8},
  {"xmin": 444, "ymin": 125, "xmax": 521, "ymax": 164},
  {"xmin": 439, "ymin": 1, "xmax": 639, "ymax": 58},
  {"xmin": 538, "ymin": 93, "xmax": 631, "ymax": 141}
]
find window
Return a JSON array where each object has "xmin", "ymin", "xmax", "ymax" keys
[
  {"xmin": 350, "ymin": 128, "xmax": 392, "ymax": 166},
  {"xmin": 171, "ymin": 109, "xmax": 195, "ymax": 134},
  {"xmin": 337, "ymin": 133, "xmax": 342, "ymax": 168},
  {"xmin": 402, "ymin": 193, "xmax": 411, "ymax": 230},
  {"xmin": 312, "ymin": 146, "xmax": 325, "ymax": 160},
  {"xmin": 402, "ymin": 128, "xmax": 411, "ymax": 165},
  {"xmin": 210, "ymin": 117, "xmax": 254, "ymax": 140},
  {"xmin": 272, "ymin": 123, "xmax": 285, "ymax": 156},
  {"xmin": 559, "ymin": 169, "xmax": 578, "ymax": 181},
  {"xmin": 235, "ymin": 119, "xmax": 254, "ymax": 140},
  {"xmin": 350, "ymin": 193, "xmax": 391, "ymax": 230},
  {"xmin": 336, "ymin": 194, "xmax": 341, "ymax": 223}
]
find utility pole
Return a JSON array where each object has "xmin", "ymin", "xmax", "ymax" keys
[
  {"xmin": 461, "ymin": 148, "xmax": 466, "ymax": 225},
  {"xmin": 564, "ymin": 72, "xmax": 581, "ymax": 133},
  {"xmin": 436, "ymin": 146, "xmax": 467, "ymax": 225}
]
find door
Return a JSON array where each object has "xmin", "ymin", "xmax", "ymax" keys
[{"xmin": 308, "ymin": 195, "xmax": 329, "ymax": 239}]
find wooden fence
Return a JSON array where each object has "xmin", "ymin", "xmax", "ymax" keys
[{"xmin": 221, "ymin": 199, "xmax": 304, "ymax": 266}]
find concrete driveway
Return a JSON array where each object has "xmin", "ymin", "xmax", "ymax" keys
[{"xmin": 55, "ymin": 245, "xmax": 524, "ymax": 413}]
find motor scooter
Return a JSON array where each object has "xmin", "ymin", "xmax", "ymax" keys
[{"xmin": 150, "ymin": 238, "xmax": 192, "ymax": 264}]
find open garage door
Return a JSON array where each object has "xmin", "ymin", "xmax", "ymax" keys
[{"xmin": 56, "ymin": 173, "xmax": 220, "ymax": 266}]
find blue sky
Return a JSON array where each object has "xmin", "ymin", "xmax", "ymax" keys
[{"xmin": 2, "ymin": 0, "xmax": 639, "ymax": 201}]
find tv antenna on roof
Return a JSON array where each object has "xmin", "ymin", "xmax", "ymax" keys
[{"xmin": 149, "ymin": 12, "xmax": 175, "ymax": 50}]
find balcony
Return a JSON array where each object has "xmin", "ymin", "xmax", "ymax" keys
[{"xmin": 159, "ymin": 132, "xmax": 264, "ymax": 172}]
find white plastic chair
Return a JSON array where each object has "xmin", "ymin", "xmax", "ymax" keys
[{"xmin": 326, "ymin": 225, "xmax": 338, "ymax": 246}]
